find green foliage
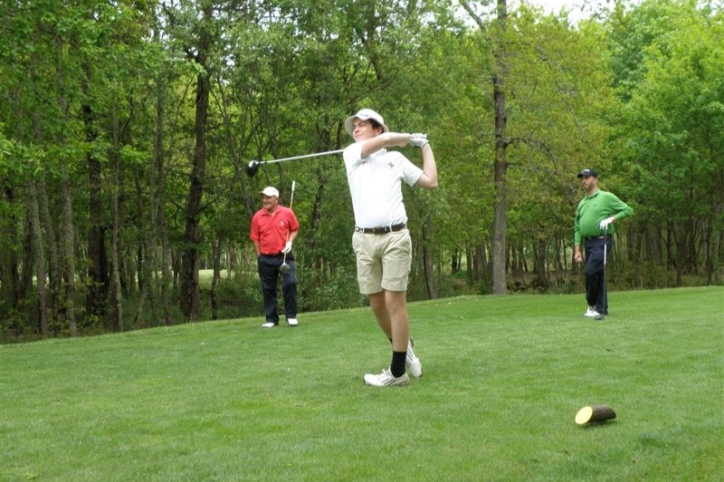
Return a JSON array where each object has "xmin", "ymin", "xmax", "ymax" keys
[
  {"xmin": 606, "ymin": 0, "xmax": 724, "ymax": 275},
  {"xmin": 1, "ymin": 287, "xmax": 722, "ymax": 480},
  {"xmin": 299, "ymin": 265, "xmax": 365, "ymax": 312},
  {"xmin": 0, "ymin": 0, "xmax": 721, "ymax": 337}
]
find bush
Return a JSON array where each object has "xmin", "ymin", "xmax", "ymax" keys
[{"xmin": 298, "ymin": 265, "xmax": 365, "ymax": 312}]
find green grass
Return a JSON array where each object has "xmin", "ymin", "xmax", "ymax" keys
[{"xmin": 1, "ymin": 287, "xmax": 722, "ymax": 482}]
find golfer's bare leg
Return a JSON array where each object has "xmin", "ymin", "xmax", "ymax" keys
[
  {"xmin": 385, "ymin": 290, "xmax": 409, "ymax": 352},
  {"xmin": 368, "ymin": 291, "xmax": 392, "ymax": 339}
]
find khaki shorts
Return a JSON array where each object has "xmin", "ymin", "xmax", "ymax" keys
[{"xmin": 352, "ymin": 229, "xmax": 412, "ymax": 294}]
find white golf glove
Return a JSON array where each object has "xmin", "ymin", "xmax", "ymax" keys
[
  {"xmin": 599, "ymin": 216, "xmax": 615, "ymax": 230},
  {"xmin": 282, "ymin": 241, "xmax": 293, "ymax": 253},
  {"xmin": 409, "ymin": 133, "xmax": 429, "ymax": 148}
]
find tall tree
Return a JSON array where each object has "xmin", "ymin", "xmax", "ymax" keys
[
  {"xmin": 490, "ymin": 0, "xmax": 509, "ymax": 295},
  {"xmin": 27, "ymin": 179, "xmax": 48, "ymax": 337},
  {"xmin": 174, "ymin": 1, "xmax": 213, "ymax": 321},
  {"xmin": 608, "ymin": 0, "xmax": 724, "ymax": 285},
  {"xmin": 459, "ymin": 0, "xmax": 510, "ymax": 294}
]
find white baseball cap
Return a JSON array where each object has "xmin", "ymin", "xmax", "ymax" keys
[
  {"xmin": 345, "ymin": 108, "xmax": 389, "ymax": 137},
  {"xmin": 260, "ymin": 186, "xmax": 279, "ymax": 197}
]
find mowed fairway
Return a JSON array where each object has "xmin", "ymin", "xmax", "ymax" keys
[{"xmin": 1, "ymin": 287, "xmax": 722, "ymax": 482}]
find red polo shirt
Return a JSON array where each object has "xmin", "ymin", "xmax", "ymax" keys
[{"xmin": 250, "ymin": 206, "xmax": 299, "ymax": 255}]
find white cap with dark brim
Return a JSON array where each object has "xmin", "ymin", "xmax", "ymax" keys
[{"xmin": 344, "ymin": 108, "xmax": 389, "ymax": 137}]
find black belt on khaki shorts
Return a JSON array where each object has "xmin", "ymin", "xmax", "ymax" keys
[{"xmin": 355, "ymin": 223, "xmax": 407, "ymax": 235}]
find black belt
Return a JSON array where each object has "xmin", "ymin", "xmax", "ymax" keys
[
  {"xmin": 355, "ymin": 223, "xmax": 406, "ymax": 234},
  {"xmin": 261, "ymin": 252, "xmax": 284, "ymax": 257},
  {"xmin": 584, "ymin": 235, "xmax": 612, "ymax": 241}
]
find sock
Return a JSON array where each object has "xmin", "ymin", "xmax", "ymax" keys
[{"xmin": 390, "ymin": 351, "xmax": 407, "ymax": 378}]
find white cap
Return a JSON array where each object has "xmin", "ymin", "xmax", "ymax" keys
[
  {"xmin": 344, "ymin": 108, "xmax": 389, "ymax": 137},
  {"xmin": 260, "ymin": 186, "xmax": 279, "ymax": 197}
]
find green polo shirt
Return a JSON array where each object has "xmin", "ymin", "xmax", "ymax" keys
[{"xmin": 574, "ymin": 189, "xmax": 633, "ymax": 245}]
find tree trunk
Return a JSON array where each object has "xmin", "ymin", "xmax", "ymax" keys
[
  {"xmin": 451, "ymin": 248, "xmax": 461, "ymax": 275},
  {"xmin": 465, "ymin": 246, "xmax": 474, "ymax": 285},
  {"xmin": 421, "ymin": 218, "xmax": 438, "ymax": 299},
  {"xmin": 151, "ymin": 30, "xmax": 172, "ymax": 326},
  {"xmin": 210, "ymin": 238, "xmax": 222, "ymax": 320},
  {"xmin": 3, "ymin": 186, "xmax": 26, "ymax": 311},
  {"xmin": 109, "ymin": 104, "xmax": 124, "ymax": 332},
  {"xmin": 55, "ymin": 40, "xmax": 77, "ymax": 336},
  {"xmin": 703, "ymin": 218, "xmax": 713, "ymax": 284},
  {"xmin": 82, "ymin": 80, "xmax": 108, "ymax": 323},
  {"xmin": 308, "ymin": 178, "xmax": 327, "ymax": 258},
  {"xmin": 533, "ymin": 237, "xmax": 549, "ymax": 290},
  {"xmin": 27, "ymin": 181, "xmax": 48, "ymax": 337},
  {"xmin": 575, "ymin": 405, "xmax": 617, "ymax": 425},
  {"xmin": 37, "ymin": 177, "xmax": 60, "ymax": 332},
  {"xmin": 492, "ymin": 0, "xmax": 509, "ymax": 295},
  {"xmin": 180, "ymin": 7, "xmax": 212, "ymax": 321},
  {"xmin": 59, "ymin": 165, "xmax": 78, "ymax": 336},
  {"xmin": 133, "ymin": 161, "xmax": 153, "ymax": 328}
]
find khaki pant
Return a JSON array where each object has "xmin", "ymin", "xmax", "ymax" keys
[{"xmin": 352, "ymin": 229, "xmax": 412, "ymax": 294}]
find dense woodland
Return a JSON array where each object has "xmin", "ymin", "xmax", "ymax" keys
[{"xmin": 1, "ymin": 0, "xmax": 722, "ymax": 340}]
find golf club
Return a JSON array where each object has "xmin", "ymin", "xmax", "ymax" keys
[
  {"xmin": 279, "ymin": 180, "xmax": 296, "ymax": 274},
  {"xmin": 246, "ymin": 149, "xmax": 344, "ymax": 177},
  {"xmin": 602, "ymin": 224, "xmax": 608, "ymax": 320}
]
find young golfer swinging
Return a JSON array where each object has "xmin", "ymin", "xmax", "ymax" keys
[{"xmin": 342, "ymin": 108, "xmax": 438, "ymax": 387}]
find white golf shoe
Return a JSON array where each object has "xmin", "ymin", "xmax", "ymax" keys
[
  {"xmin": 584, "ymin": 307, "xmax": 604, "ymax": 320},
  {"xmin": 287, "ymin": 318, "xmax": 298, "ymax": 326},
  {"xmin": 363, "ymin": 368, "xmax": 410, "ymax": 387},
  {"xmin": 406, "ymin": 340, "xmax": 423, "ymax": 378},
  {"xmin": 261, "ymin": 322, "xmax": 277, "ymax": 328}
]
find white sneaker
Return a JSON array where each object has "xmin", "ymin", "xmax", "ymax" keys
[
  {"xmin": 261, "ymin": 322, "xmax": 277, "ymax": 328},
  {"xmin": 406, "ymin": 340, "xmax": 423, "ymax": 378},
  {"xmin": 363, "ymin": 368, "xmax": 410, "ymax": 387},
  {"xmin": 585, "ymin": 308, "xmax": 603, "ymax": 320},
  {"xmin": 287, "ymin": 318, "xmax": 298, "ymax": 327}
]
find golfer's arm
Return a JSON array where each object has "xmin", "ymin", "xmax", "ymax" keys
[
  {"xmin": 360, "ymin": 133, "xmax": 410, "ymax": 158},
  {"xmin": 612, "ymin": 200, "xmax": 633, "ymax": 221},
  {"xmin": 600, "ymin": 192, "xmax": 632, "ymax": 221},
  {"xmin": 573, "ymin": 212, "xmax": 582, "ymax": 246},
  {"xmin": 253, "ymin": 241, "xmax": 261, "ymax": 257},
  {"xmin": 288, "ymin": 230, "xmax": 298, "ymax": 243},
  {"xmin": 416, "ymin": 144, "xmax": 437, "ymax": 189}
]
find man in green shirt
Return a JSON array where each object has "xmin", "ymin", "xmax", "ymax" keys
[{"xmin": 573, "ymin": 169, "xmax": 633, "ymax": 320}]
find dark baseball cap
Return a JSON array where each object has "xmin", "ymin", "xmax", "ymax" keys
[{"xmin": 577, "ymin": 168, "xmax": 598, "ymax": 178}]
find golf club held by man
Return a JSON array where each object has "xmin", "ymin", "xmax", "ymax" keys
[
  {"xmin": 250, "ymin": 186, "xmax": 300, "ymax": 328},
  {"xmin": 573, "ymin": 168, "xmax": 633, "ymax": 320}
]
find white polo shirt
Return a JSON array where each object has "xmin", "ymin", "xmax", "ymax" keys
[{"xmin": 343, "ymin": 143, "xmax": 423, "ymax": 228}]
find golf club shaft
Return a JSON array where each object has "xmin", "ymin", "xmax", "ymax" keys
[
  {"xmin": 603, "ymin": 225, "xmax": 608, "ymax": 316},
  {"xmin": 281, "ymin": 180, "xmax": 296, "ymax": 270},
  {"xmin": 259, "ymin": 149, "xmax": 344, "ymax": 166}
]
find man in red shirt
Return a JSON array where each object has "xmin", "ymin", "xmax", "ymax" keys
[{"xmin": 250, "ymin": 186, "xmax": 300, "ymax": 327}]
